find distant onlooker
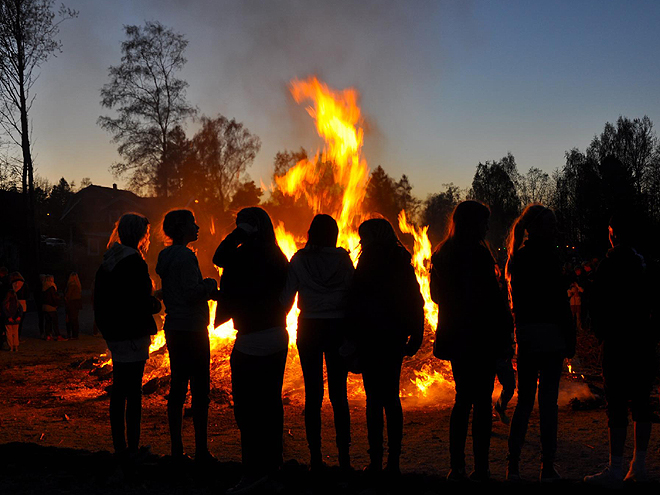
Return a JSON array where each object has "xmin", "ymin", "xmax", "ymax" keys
[
  {"xmin": 567, "ymin": 279, "xmax": 584, "ymax": 332},
  {"xmin": 42, "ymin": 275, "xmax": 65, "ymax": 341},
  {"xmin": 10, "ymin": 272, "xmax": 28, "ymax": 338},
  {"xmin": 65, "ymin": 272, "xmax": 83, "ymax": 339},
  {"xmin": 34, "ymin": 274, "xmax": 46, "ymax": 338},
  {"xmin": 2, "ymin": 288, "xmax": 23, "ymax": 351}
]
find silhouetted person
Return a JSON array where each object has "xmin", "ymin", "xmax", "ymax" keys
[
  {"xmin": 10, "ymin": 272, "xmax": 28, "ymax": 338},
  {"xmin": 34, "ymin": 274, "xmax": 46, "ymax": 338},
  {"xmin": 94, "ymin": 213, "xmax": 160, "ymax": 461},
  {"xmin": 347, "ymin": 218, "xmax": 423, "ymax": 477},
  {"xmin": 430, "ymin": 201, "xmax": 513, "ymax": 481},
  {"xmin": 2, "ymin": 287, "xmax": 23, "ymax": 351},
  {"xmin": 585, "ymin": 213, "xmax": 658, "ymax": 486},
  {"xmin": 280, "ymin": 214, "xmax": 354, "ymax": 471},
  {"xmin": 213, "ymin": 207, "xmax": 289, "ymax": 493},
  {"xmin": 65, "ymin": 272, "xmax": 82, "ymax": 339},
  {"xmin": 42, "ymin": 275, "xmax": 65, "ymax": 341},
  {"xmin": 505, "ymin": 204, "xmax": 575, "ymax": 482},
  {"xmin": 156, "ymin": 209, "xmax": 217, "ymax": 465}
]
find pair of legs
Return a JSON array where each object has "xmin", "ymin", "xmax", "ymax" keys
[
  {"xmin": 361, "ymin": 351, "xmax": 404, "ymax": 471},
  {"xmin": 44, "ymin": 310, "xmax": 62, "ymax": 339},
  {"xmin": 110, "ymin": 360, "xmax": 146, "ymax": 454},
  {"xmin": 5, "ymin": 324, "xmax": 19, "ymax": 351},
  {"xmin": 165, "ymin": 330, "xmax": 211, "ymax": 459},
  {"xmin": 598, "ymin": 342, "xmax": 654, "ymax": 479},
  {"xmin": 231, "ymin": 347, "xmax": 288, "ymax": 479},
  {"xmin": 66, "ymin": 307, "xmax": 80, "ymax": 338},
  {"xmin": 297, "ymin": 318, "xmax": 351, "ymax": 468},
  {"xmin": 508, "ymin": 350, "xmax": 563, "ymax": 466},
  {"xmin": 449, "ymin": 356, "xmax": 497, "ymax": 475}
]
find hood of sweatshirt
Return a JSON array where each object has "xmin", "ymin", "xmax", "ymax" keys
[
  {"xmin": 293, "ymin": 247, "xmax": 353, "ymax": 291},
  {"xmin": 102, "ymin": 242, "xmax": 140, "ymax": 273}
]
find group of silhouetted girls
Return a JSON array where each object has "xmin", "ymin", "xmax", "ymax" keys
[{"xmin": 94, "ymin": 201, "xmax": 656, "ymax": 490}]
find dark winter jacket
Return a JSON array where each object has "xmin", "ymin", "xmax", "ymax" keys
[
  {"xmin": 592, "ymin": 244, "xmax": 659, "ymax": 347},
  {"xmin": 430, "ymin": 240, "xmax": 512, "ymax": 361},
  {"xmin": 281, "ymin": 246, "xmax": 354, "ymax": 319},
  {"xmin": 347, "ymin": 244, "xmax": 424, "ymax": 356},
  {"xmin": 2, "ymin": 291, "xmax": 23, "ymax": 323},
  {"xmin": 42, "ymin": 285, "xmax": 61, "ymax": 312},
  {"xmin": 156, "ymin": 245, "xmax": 212, "ymax": 332},
  {"xmin": 213, "ymin": 228, "xmax": 289, "ymax": 335},
  {"xmin": 94, "ymin": 243, "xmax": 160, "ymax": 342},
  {"xmin": 508, "ymin": 238, "xmax": 575, "ymax": 356}
]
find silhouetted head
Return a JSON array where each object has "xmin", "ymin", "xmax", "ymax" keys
[
  {"xmin": 163, "ymin": 209, "xmax": 199, "ymax": 246},
  {"xmin": 236, "ymin": 207, "xmax": 276, "ymax": 245},
  {"xmin": 449, "ymin": 201, "xmax": 490, "ymax": 242},
  {"xmin": 358, "ymin": 218, "xmax": 400, "ymax": 249},
  {"xmin": 108, "ymin": 212, "xmax": 150, "ymax": 256},
  {"xmin": 306, "ymin": 214, "xmax": 339, "ymax": 249},
  {"xmin": 507, "ymin": 204, "xmax": 556, "ymax": 253}
]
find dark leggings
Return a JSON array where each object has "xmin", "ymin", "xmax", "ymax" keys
[
  {"xmin": 231, "ymin": 347, "xmax": 288, "ymax": 477},
  {"xmin": 165, "ymin": 330, "xmax": 211, "ymax": 457},
  {"xmin": 297, "ymin": 319, "xmax": 350, "ymax": 455},
  {"xmin": 449, "ymin": 356, "xmax": 497, "ymax": 473},
  {"xmin": 508, "ymin": 350, "xmax": 563, "ymax": 463},
  {"xmin": 66, "ymin": 307, "xmax": 80, "ymax": 338},
  {"xmin": 110, "ymin": 360, "xmax": 146, "ymax": 454},
  {"xmin": 44, "ymin": 311, "xmax": 61, "ymax": 338},
  {"xmin": 361, "ymin": 352, "xmax": 404, "ymax": 463}
]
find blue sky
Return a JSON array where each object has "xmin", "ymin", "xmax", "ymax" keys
[{"xmin": 28, "ymin": 0, "xmax": 660, "ymax": 198}]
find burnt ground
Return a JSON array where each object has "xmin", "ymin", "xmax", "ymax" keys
[{"xmin": 1, "ymin": 305, "xmax": 660, "ymax": 494}]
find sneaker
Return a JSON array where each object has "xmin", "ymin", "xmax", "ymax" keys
[
  {"xmin": 624, "ymin": 462, "xmax": 648, "ymax": 483},
  {"xmin": 469, "ymin": 470, "xmax": 490, "ymax": 482},
  {"xmin": 46, "ymin": 336, "xmax": 53, "ymax": 341},
  {"xmin": 56, "ymin": 336, "xmax": 68, "ymax": 341},
  {"xmin": 226, "ymin": 475, "xmax": 269, "ymax": 495},
  {"xmin": 584, "ymin": 467, "xmax": 624, "ymax": 487},
  {"xmin": 194, "ymin": 450, "xmax": 218, "ymax": 467},
  {"xmin": 447, "ymin": 468, "xmax": 468, "ymax": 482},
  {"xmin": 494, "ymin": 400, "xmax": 510, "ymax": 425},
  {"xmin": 540, "ymin": 464, "xmax": 561, "ymax": 483}
]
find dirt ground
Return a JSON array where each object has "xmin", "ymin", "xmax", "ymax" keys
[{"xmin": 1, "ymin": 306, "xmax": 659, "ymax": 493}]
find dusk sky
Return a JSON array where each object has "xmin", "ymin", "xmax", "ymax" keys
[{"xmin": 29, "ymin": 0, "xmax": 660, "ymax": 199}]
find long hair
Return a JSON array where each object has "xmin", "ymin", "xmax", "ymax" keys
[
  {"xmin": 107, "ymin": 212, "xmax": 150, "ymax": 258},
  {"xmin": 505, "ymin": 203, "xmax": 556, "ymax": 287},
  {"xmin": 67, "ymin": 272, "xmax": 81, "ymax": 290},
  {"xmin": 357, "ymin": 218, "xmax": 410, "ymax": 266},
  {"xmin": 236, "ymin": 207, "xmax": 278, "ymax": 246},
  {"xmin": 435, "ymin": 200, "xmax": 492, "ymax": 260}
]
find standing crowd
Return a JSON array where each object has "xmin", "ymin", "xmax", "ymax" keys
[{"xmin": 2, "ymin": 199, "xmax": 654, "ymax": 491}]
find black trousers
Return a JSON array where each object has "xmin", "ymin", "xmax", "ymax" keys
[
  {"xmin": 165, "ymin": 330, "xmax": 211, "ymax": 456},
  {"xmin": 110, "ymin": 360, "xmax": 146, "ymax": 454},
  {"xmin": 231, "ymin": 347, "xmax": 288, "ymax": 477},
  {"xmin": 603, "ymin": 341, "xmax": 655, "ymax": 427},
  {"xmin": 508, "ymin": 350, "xmax": 563, "ymax": 463},
  {"xmin": 361, "ymin": 351, "xmax": 404, "ymax": 461},
  {"xmin": 297, "ymin": 318, "xmax": 350, "ymax": 455},
  {"xmin": 449, "ymin": 356, "xmax": 497, "ymax": 472}
]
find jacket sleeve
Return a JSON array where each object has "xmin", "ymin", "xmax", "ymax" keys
[
  {"xmin": 213, "ymin": 229, "xmax": 245, "ymax": 268},
  {"xmin": 177, "ymin": 252, "xmax": 211, "ymax": 304},
  {"xmin": 403, "ymin": 264, "xmax": 425, "ymax": 355}
]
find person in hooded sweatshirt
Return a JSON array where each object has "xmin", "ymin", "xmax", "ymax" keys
[
  {"xmin": 280, "ymin": 214, "xmax": 354, "ymax": 471},
  {"xmin": 156, "ymin": 209, "xmax": 218, "ymax": 465},
  {"xmin": 94, "ymin": 213, "xmax": 161, "ymax": 461},
  {"xmin": 10, "ymin": 272, "xmax": 28, "ymax": 338}
]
